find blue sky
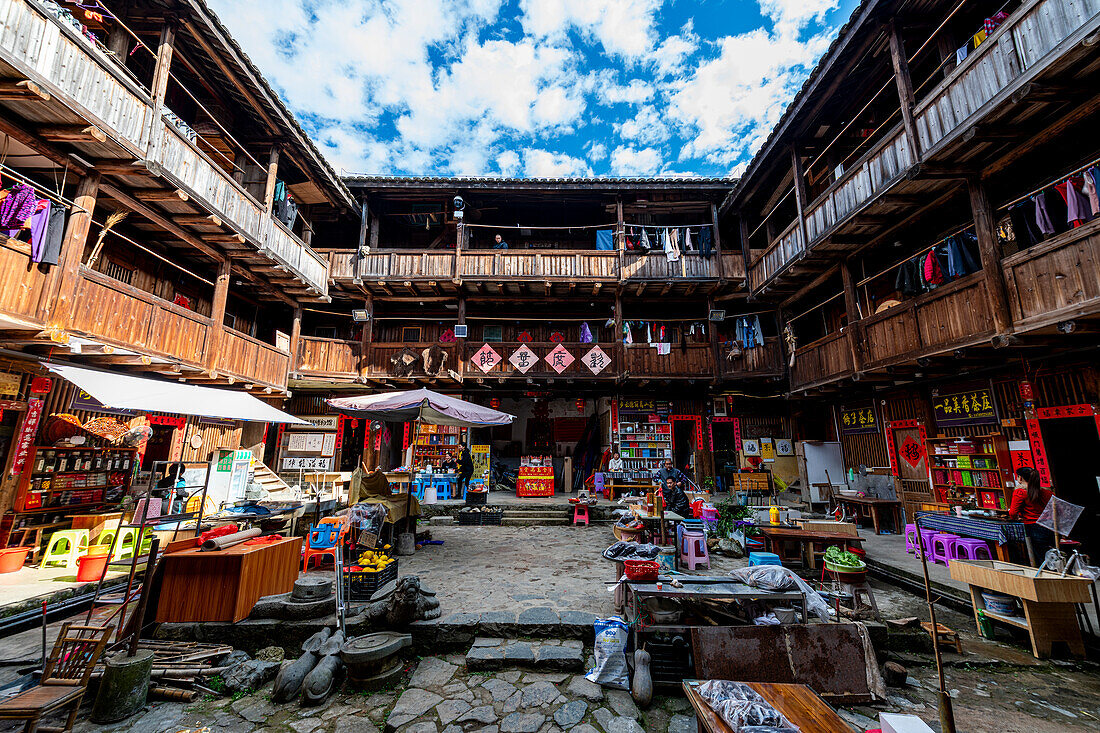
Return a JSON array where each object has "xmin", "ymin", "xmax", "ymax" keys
[{"xmin": 208, "ymin": 0, "xmax": 859, "ymax": 177}]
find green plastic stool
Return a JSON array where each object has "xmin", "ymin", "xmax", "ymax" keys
[
  {"xmin": 40, "ymin": 530, "xmax": 89, "ymax": 569},
  {"xmin": 112, "ymin": 527, "xmax": 141, "ymax": 561}
]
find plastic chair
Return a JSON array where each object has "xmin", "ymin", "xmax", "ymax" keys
[
  {"xmin": 904, "ymin": 524, "xmax": 919, "ymax": 553},
  {"xmin": 593, "ymin": 473, "xmax": 608, "ymax": 500},
  {"xmin": 411, "ymin": 477, "xmax": 427, "ymax": 501},
  {"xmin": 434, "ymin": 476, "xmax": 453, "ymax": 501},
  {"xmin": 678, "ymin": 525, "xmax": 710, "ymax": 570},
  {"xmin": 572, "ymin": 503, "xmax": 589, "ymax": 526},
  {"xmin": 748, "ymin": 551, "xmax": 782, "ymax": 567},
  {"xmin": 916, "ymin": 528, "xmax": 937, "ymax": 558},
  {"xmin": 302, "ymin": 523, "xmax": 342, "ymax": 571},
  {"xmin": 952, "ymin": 538, "xmax": 992, "ymax": 561},
  {"xmin": 930, "ymin": 533, "xmax": 960, "ymax": 565},
  {"xmin": 41, "ymin": 530, "xmax": 89, "ymax": 570}
]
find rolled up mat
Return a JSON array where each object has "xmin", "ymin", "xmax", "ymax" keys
[{"xmin": 201, "ymin": 528, "xmax": 261, "ymax": 551}]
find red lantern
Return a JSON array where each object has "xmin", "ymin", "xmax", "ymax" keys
[
  {"xmin": 576, "ymin": 398, "xmax": 585, "ymax": 413},
  {"xmin": 490, "ymin": 398, "xmax": 500, "ymax": 409},
  {"xmin": 30, "ymin": 377, "xmax": 52, "ymax": 394}
]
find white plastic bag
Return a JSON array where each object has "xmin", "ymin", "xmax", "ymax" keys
[{"xmin": 585, "ymin": 617, "xmax": 630, "ymax": 690}]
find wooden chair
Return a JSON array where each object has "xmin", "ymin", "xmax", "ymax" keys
[{"xmin": 0, "ymin": 623, "xmax": 111, "ymax": 732}]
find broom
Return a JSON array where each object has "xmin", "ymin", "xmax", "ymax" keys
[{"xmin": 85, "ymin": 211, "xmax": 128, "ymax": 268}]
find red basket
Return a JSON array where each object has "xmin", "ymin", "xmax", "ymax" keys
[{"xmin": 624, "ymin": 559, "xmax": 660, "ymax": 582}]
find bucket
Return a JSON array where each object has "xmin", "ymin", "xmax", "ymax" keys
[
  {"xmin": 773, "ymin": 607, "xmax": 798, "ymax": 624},
  {"xmin": 656, "ymin": 546, "xmax": 676, "ymax": 574},
  {"xmin": 86, "ymin": 544, "xmax": 110, "ymax": 558},
  {"xmin": 981, "ymin": 591, "xmax": 1018, "ymax": 615},
  {"xmin": 0, "ymin": 547, "xmax": 30, "ymax": 573},
  {"xmin": 76, "ymin": 553, "xmax": 110, "ymax": 582},
  {"xmin": 423, "ymin": 485, "xmax": 437, "ymax": 504}
]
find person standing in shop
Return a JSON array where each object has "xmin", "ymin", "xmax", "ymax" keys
[
  {"xmin": 1009, "ymin": 466, "xmax": 1055, "ymax": 562},
  {"xmin": 458, "ymin": 444, "xmax": 475, "ymax": 495}
]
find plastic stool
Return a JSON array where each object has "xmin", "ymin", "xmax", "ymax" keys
[
  {"xmin": 952, "ymin": 538, "xmax": 992, "ymax": 561},
  {"xmin": 40, "ymin": 530, "xmax": 88, "ymax": 570},
  {"xmin": 916, "ymin": 528, "xmax": 937, "ymax": 558},
  {"xmin": 434, "ymin": 477, "xmax": 453, "ymax": 501},
  {"xmin": 572, "ymin": 503, "xmax": 589, "ymax": 526},
  {"xmin": 904, "ymin": 524, "xmax": 919, "ymax": 553},
  {"xmin": 930, "ymin": 533, "xmax": 960, "ymax": 565},
  {"xmin": 94, "ymin": 529, "xmax": 117, "ymax": 553},
  {"xmin": 679, "ymin": 529, "xmax": 710, "ymax": 570},
  {"xmin": 110, "ymin": 527, "xmax": 141, "ymax": 561},
  {"xmin": 748, "ymin": 551, "xmax": 782, "ymax": 567}
]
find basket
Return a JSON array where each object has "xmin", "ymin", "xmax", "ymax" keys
[
  {"xmin": 481, "ymin": 508, "xmax": 503, "ymax": 526},
  {"xmin": 343, "ymin": 560, "xmax": 398, "ymax": 601},
  {"xmin": 458, "ymin": 510, "xmax": 482, "ymax": 526},
  {"xmin": 981, "ymin": 591, "xmax": 1018, "ymax": 615},
  {"xmin": 624, "ymin": 559, "xmax": 659, "ymax": 582}
]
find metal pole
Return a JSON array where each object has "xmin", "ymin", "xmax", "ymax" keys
[
  {"xmin": 915, "ymin": 516, "xmax": 956, "ymax": 733},
  {"xmin": 41, "ymin": 601, "xmax": 47, "ymax": 671}
]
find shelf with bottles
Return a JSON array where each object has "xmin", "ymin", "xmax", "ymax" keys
[
  {"xmin": 16, "ymin": 446, "xmax": 136, "ymax": 514},
  {"xmin": 926, "ymin": 433, "xmax": 1012, "ymax": 508}
]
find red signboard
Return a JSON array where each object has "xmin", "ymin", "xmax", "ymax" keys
[
  {"xmin": 899, "ymin": 436, "xmax": 925, "ymax": 468},
  {"xmin": 1025, "ymin": 418, "xmax": 1052, "ymax": 488},
  {"xmin": 10, "ymin": 398, "xmax": 43, "ymax": 475}
]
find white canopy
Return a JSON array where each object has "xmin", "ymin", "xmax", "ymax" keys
[{"xmin": 45, "ymin": 363, "xmax": 306, "ymax": 424}]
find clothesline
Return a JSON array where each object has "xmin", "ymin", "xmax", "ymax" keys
[
  {"xmin": 623, "ymin": 223, "xmax": 714, "ymax": 229},
  {"xmin": 464, "ymin": 222, "xmax": 618, "ymax": 230},
  {"xmin": 0, "ymin": 160, "xmax": 81, "ymax": 212},
  {"xmin": 856, "ymin": 224, "xmax": 976, "ymax": 288},
  {"xmin": 88, "ymin": 219, "xmax": 215, "ymax": 287}
]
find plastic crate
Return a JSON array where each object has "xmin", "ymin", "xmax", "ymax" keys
[
  {"xmin": 458, "ymin": 510, "xmax": 482, "ymax": 526},
  {"xmin": 343, "ymin": 560, "xmax": 398, "ymax": 601},
  {"xmin": 481, "ymin": 508, "xmax": 504, "ymax": 526},
  {"xmin": 465, "ymin": 490, "xmax": 487, "ymax": 506}
]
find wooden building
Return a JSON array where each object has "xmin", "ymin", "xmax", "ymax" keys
[{"xmin": 724, "ymin": 0, "xmax": 1100, "ymax": 539}]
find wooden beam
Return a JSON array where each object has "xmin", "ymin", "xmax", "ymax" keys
[
  {"xmin": 38, "ymin": 125, "xmax": 106, "ymax": 144},
  {"xmin": 790, "ymin": 147, "xmax": 810, "ymax": 255},
  {"xmin": 967, "ymin": 176, "xmax": 1013, "ymax": 335},
  {"xmin": 145, "ymin": 20, "xmax": 177, "ymax": 158},
  {"xmin": 0, "ymin": 79, "xmax": 49, "ymax": 101},
  {"xmin": 206, "ymin": 233, "xmax": 247, "ymax": 245},
  {"xmin": 205, "ymin": 257, "xmax": 232, "ymax": 370},
  {"xmin": 132, "ymin": 188, "xmax": 189, "ymax": 202},
  {"xmin": 173, "ymin": 214, "xmax": 222, "ymax": 227},
  {"xmin": 888, "ymin": 22, "xmax": 921, "ymax": 165},
  {"xmin": 91, "ymin": 161, "xmax": 148, "ymax": 176},
  {"xmin": 263, "ymin": 146, "xmax": 280, "ymax": 213}
]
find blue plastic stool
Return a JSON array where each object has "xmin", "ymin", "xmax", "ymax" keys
[
  {"xmin": 433, "ymin": 476, "xmax": 453, "ymax": 501},
  {"xmin": 411, "ymin": 477, "xmax": 427, "ymax": 501},
  {"xmin": 748, "ymin": 551, "xmax": 783, "ymax": 567}
]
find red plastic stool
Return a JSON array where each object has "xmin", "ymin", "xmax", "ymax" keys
[{"xmin": 572, "ymin": 503, "xmax": 589, "ymax": 526}]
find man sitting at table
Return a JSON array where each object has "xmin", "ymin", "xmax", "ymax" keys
[
  {"xmin": 656, "ymin": 458, "xmax": 687, "ymax": 492},
  {"xmin": 662, "ymin": 478, "xmax": 692, "ymax": 518}
]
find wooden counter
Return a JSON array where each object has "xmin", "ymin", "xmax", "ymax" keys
[{"xmin": 156, "ymin": 536, "xmax": 302, "ymax": 623}]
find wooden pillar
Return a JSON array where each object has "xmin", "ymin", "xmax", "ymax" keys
[
  {"xmin": 707, "ymin": 298, "xmax": 722, "ymax": 379},
  {"xmin": 790, "ymin": 147, "xmax": 810, "ymax": 254},
  {"xmin": 738, "ymin": 213, "xmax": 752, "ymax": 286},
  {"xmin": 711, "ymin": 202, "xmax": 726, "ymax": 282},
  {"xmin": 967, "ymin": 176, "xmax": 1014, "ymax": 335},
  {"xmin": 205, "ymin": 256, "xmax": 232, "ymax": 370},
  {"xmin": 359, "ymin": 295, "xmax": 374, "ymax": 379},
  {"xmin": 355, "ymin": 198, "xmax": 369, "ymax": 282},
  {"xmin": 289, "ymin": 306, "xmax": 302, "ymax": 374},
  {"xmin": 841, "ymin": 259, "xmax": 865, "ymax": 370},
  {"xmin": 614, "ymin": 294, "xmax": 623, "ymax": 377},
  {"xmin": 369, "ymin": 216, "xmax": 380, "ymax": 251},
  {"xmin": 48, "ymin": 172, "xmax": 100, "ymax": 328},
  {"xmin": 888, "ymin": 22, "xmax": 922, "ymax": 166},
  {"xmin": 615, "ymin": 198, "xmax": 625, "ymax": 249},
  {"xmin": 145, "ymin": 19, "xmax": 177, "ymax": 156},
  {"xmin": 263, "ymin": 146, "xmax": 280, "ymax": 214},
  {"xmin": 457, "ymin": 297, "xmax": 466, "ymax": 380},
  {"xmin": 454, "ymin": 220, "xmax": 464, "ymax": 282}
]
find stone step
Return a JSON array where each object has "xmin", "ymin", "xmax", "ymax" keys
[
  {"xmin": 501, "ymin": 518, "xmax": 571, "ymax": 526},
  {"xmin": 466, "ymin": 637, "xmax": 585, "ymax": 672},
  {"xmin": 500, "ymin": 511, "xmax": 569, "ymax": 519}
]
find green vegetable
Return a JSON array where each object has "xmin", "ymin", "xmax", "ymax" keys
[{"xmin": 825, "ymin": 546, "xmax": 863, "ymax": 567}]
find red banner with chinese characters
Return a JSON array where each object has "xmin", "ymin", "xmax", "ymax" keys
[
  {"xmin": 10, "ymin": 398, "xmax": 43, "ymax": 475},
  {"xmin": 516, "ymin": 466, "xmax": 554, "ymax": 497},
  {"xmin": 1024, "ymin": 418, "xmax": 1052, "ymax": 488}
]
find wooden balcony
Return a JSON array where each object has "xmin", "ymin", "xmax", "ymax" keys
[
  {"xmin": 0, "ymin": 0, "xmax": 330, "ymax": 295},
  {"xmin": 0, "ymin": 235, "xmax": 54, "ymax": 327},
  {"xmin": 749, "ymin": 0, "xmax": 1100, "ymax": 294},
  {"xmin": 296, "ymin": 336, "xmax": 361, "ymax": 378},
  {"xmin": 721, "ymin": 339, "xmax": 785, "ymax": 379},
  {"xmin": 790, "ymin": 331, "xmax": 855, "ymax": 391},
  {"xmin": 329, "ymin": 249, "xmax": 745, "ymax": 297},
  {"xmin": 1002, "ymin": 217, "xmax": 1100, "ymax": 331},
  {"xmin": 65, "ymin": 268, "xmax": 288, "ymax": 391}
]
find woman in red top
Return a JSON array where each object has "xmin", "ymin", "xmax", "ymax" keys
[{"xmin": 1010, "ymin": 467, "xmax": 1054, "ymax": 561}]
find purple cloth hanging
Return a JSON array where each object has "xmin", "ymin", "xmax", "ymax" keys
[
  {"xmin": 579, "ymin": 322, "xmax": 593, "ymax": 343},
  {"xmin": 28, "ymin": 200, "xmax": 51, "ymax": 262},
  {"xmin": 0, "ymin": 183, "xmax": 38, "ymax": 233},
  {"xmin": 1033, "ymin": 193, "xmax": 1055, "ymax": 236}
]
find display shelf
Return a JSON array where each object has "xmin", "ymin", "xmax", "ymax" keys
[{"xmin": 15, "ymin": 446, "xmax": 137, "ymax": 514}]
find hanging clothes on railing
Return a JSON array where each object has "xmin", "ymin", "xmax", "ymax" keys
[
  {"xmin": 682, "ymin": 227, "xmax": 694, "ymax": 252},
  {"xmin": 579, "ymin": 322, "xmax": 594, "ymax": 343},
  {"xmin": 698, "ymin": 226, "xmax": 714, "ymax": 259},
  {"xmin": 922, "ymin": 248, "xmax": 946, "ymax": 287},
  {"xmin": 623, "ymin": 322, "xmax": 633, "ymax": 344},
  {"xmin": 895, "ymin": 256, "xmax": 925, "ymax": 296},
  {"xmin": 640, "ymin": 227, "xmax": 651, "ymax": 251},
  {"xmin": 1, "ymin": 183, "xmax": 38, "ymax": 234},
  {"xmin": 664, "ymin": 228, "xmax": 681, "ymax": 262},
  {"xmin": 1009, "ymin": 202, "xmax": 1042, "ymax": 249},
  {"xmin": 595, "ymin": 230, "xmax": 614, "ymax": 250},
  {"xmin": 1083, "ymin": 168, "xmax": 1100, "ymax": 213},
  {"xmin": 734, "ymin": 316, "xmax": 764, "ymax": 349},
  {"xmin": 943, "ymin": 233, "xmax": 980, "ymax": 279},
  {"xmin": 1054, "ymin": 177, "xmax": 1093, "ymax": 227}
]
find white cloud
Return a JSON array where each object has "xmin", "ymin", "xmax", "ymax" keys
[
  {"xmin": 597, "ymin": 77, "xmax": 655, "ymax": 106},
  {"xmin": 650, "ymin": 22, "xmax": 698, "ymax": 77},
  {"xmin": 496, "ymin": 150, "xmax": 522, "ymax": 176},
  {"xmin": 523, "ymin": 149, "xmax": 592, "ymax": 177},
  {"xmin": 610, "ymin": 146, "xmax": 663, "ymax": 176},
  {"xmin": 615, "ymin": 104, "xmax": 670, "ymax": 146},
  {"xmin": 519, "ymin": 0, "xmax": 662, "ymax": 60},
  {"xmin": 586, "ymin": 142, "xmax": 608, "ymax": 161}
]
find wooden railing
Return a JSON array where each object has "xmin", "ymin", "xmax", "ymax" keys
[
  {"xmin": 364, "ymin": 342, "xmax": 459, "ymax": 379},
  {"xmin": 722, "ymin": 339, "xmax": 785, "ymax": 378},
  {"xmin": 329, "ymin": 249, "xmax": 746, "ymax": 284},
  {"xmin": 790, "ymin": 331, "xmax": 854, "ymax": 390},
  {"xmin": 216, "ymin": 327, "xmax": 290, "ymax": 389},
  {"xmin": 296, "ymin": 336, "xmax": 361, "ymax": 377},
  {"xmin": 623, "ymin": 343, "xmax": 715, "ymax": 377},
  {"xmin": 0, "ymin": 0, "xmax": 150, "ymax": 153},
  {"xmin": 749, "ymin": 220, "xmax": 804, "ymax": 291},
  {"xmin": 462, "ymin": 342, "xmax": 616, "ymax": 379},
  {"xmin": 860, "ymin": 273, "xmax": 994, "ymax": 369},
  {"xmin": 0, "ymin": 235, "xmax": 52, "ymax": 325},
  {"xmin": 69, "ymin": 268, "xmax": 211, "ymax": 366},
  {"xmin": 749, "ymin": 0, "xmax": 1100, "ymax": 292},
  {"xmin": 1002, "ymin": 217, "xmax": 1100, "ymax": 330},
  {"xmin": 263, "ymin": 218, "xmax": 329, "ymax": 294}
]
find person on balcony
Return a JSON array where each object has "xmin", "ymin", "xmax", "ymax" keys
[{"xmin": 493, "ymin": 234, "xmax": 509, "ymax": 249}]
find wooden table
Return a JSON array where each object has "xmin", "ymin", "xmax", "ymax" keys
[
  {"xmin": 684, "ymin": 680, "xmax": 850, "ymax": 732},
  {"xmin": 156, "ymin": 536, "xmax": 302, "ymax": 623},
  {"xmin": 832, "ymin": 496, "xmax": 902, "ymax": 534},
  {"xmin": 629, "ymin": 506, "xmax": 685, "ymax": 545},
  {"xmin": 950, "ymin": 559, "xmax": 1092, "ymax": 658},
  {"xmin": 759, "ymin": 527, "xmax": 863, "ymax": 569}
]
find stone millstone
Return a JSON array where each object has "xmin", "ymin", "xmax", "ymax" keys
[
  {"xmin": 91, "ymin": 649, "xmax": 155, "ymax": 723},
  {"xmin": 341, "ymin": 632, "xmax": 412, "ymax": 667},
  {"xmin": 292, "ymin": 576, "xmax": 333, "ymax": 601},
  {"xmin": 346, "ymin": 657, "xmax": 406, "ymax": 692}
]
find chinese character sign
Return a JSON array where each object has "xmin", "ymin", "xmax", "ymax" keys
[
  {"xmin": 933, "ymin": 389, "xmax": 997, "ymax": 427},
  {"xmin": 471, "ymin": 344, "xmax": 502, "ymax": 373},
  {"xmin": 1025, "ymin": 419, "xmax": 1052, "ymax": 487},
  {"xmin": 839, "ymin": 405, "xmax": 879, "ymax": 435},
  {"xmin": 899, "ymin": 436, "xmax": 925, "ymax": 468},
  {"xmin": 545, "ymin": 344, "xmax": 574, "ymax": 374},
  {"xmin": 509, "ymin": 345, "xmax": 537, "ymax": 374},
  {"xmin": 11, "ymin": 398, "xmax": 43, "ymax": 475},
  {"xmin": 582, "ymin": 346, "xmax": 610, "ymax": 375}
]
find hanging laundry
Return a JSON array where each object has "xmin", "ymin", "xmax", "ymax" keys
[
  {"xmin": 972, "ymin": 29, "xmax": 987, "ymax": 49},
  {"xmin": 922, "ymin": 249, "xmax": 946, "ymax": 287},
  {"xmin": 1033, "ymin": 192, "xmax": 1056, "ymax": 236},
  {"xmin": 579, "ymin": 322, "xmax": 594, "ymax": 343},
  {"xmin": 640, "ymin": 227, "xmax": 651, "ymax": 251},
  {"xmin": 735, "ymin": 316, "xmax": 763, "ymax": 349},
  {"xmin": 595, "ymin": 230, "xmax": 614, "ymax": 250},
  {"xmin": 664, "ymin": 228, "xmax": 681, "ymax": 262},
  {"xmin": 955, "ymin": 44, "xmax": 968, "ymax": 65},
  {"xmin": 683, "ymin": 228, "xmax": 694, "ymax": 252},
  {"xmin": 656, "ymin": 343, "xmax": 671, "ymax": 355},
  {"xmin": 1083, "ymin": 168, "xmax": 1100, "ymax": 215},
  {"xmin": 645, "ymin": 323, "xmax": 653, "ymax": 345},
  {"xmin": 895, "ymin": 256, "xmax": 925, "ymax": 296},
  {"xmin": 984, "ymin": 11, "xmax": 1009, "ymax": 35},
  {"xmin": 35, "ymin": 206, "xmax": 66, "ymax": 267},
  {"xmin": 27, "ymin": 200, "xmax": 52, "ymax": 263},
  {"xmin": 0, "ymin": 183, "xmax": 38, "ymax": 233},
  {"xmin": 943, "ymin": 233, "xmax": 980, "ymax": 279},
  {"xmin": 623, "ymin": 323, "xmax": 633, "ymax": 344},
  {"xmin": 698, "ymin": 226, "xmax": 714, "ymax": 259},
  {"xmin": 1009, "ymin": 202, "xmax": 1042, "ymax": 249},
  {"xmin": 1054, "ymin": 177, "xmax": 1092, "ymax": 226}
]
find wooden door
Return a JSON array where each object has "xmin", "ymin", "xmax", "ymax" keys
[{"xmin": 887, "ymin": 419, "xmax": 933, "ymax": 521}]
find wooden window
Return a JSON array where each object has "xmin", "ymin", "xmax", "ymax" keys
[
  {"xmin": 102, "ymin": 259, "xmax": 134, "ymax": 284},
  {"xmin": 401, "ymin": 326, "xmax": 422, "ymax": 342},
  {"xmin": 483, "ymin": 325, "xmax": 502, "ymax": 342}
]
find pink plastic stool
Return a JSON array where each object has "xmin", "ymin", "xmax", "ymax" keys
[
  {"xmin": 930, "ymin": 533, "xmax": 960, "ymax": 565},
  {"xmin": 572, "ymin": 503, "xmax": 589, "ymax": 526},
  {"xmin": 952, "ymin": 538, "xmax": 992, "ymax": 561},
  {"xmin": 679, "ymin": 529, "xmax": 710, "ymax": 570},
  {"xmin": 904, "ymin": 524, "xmax": 919, "ymax": 554}
]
